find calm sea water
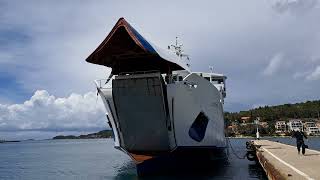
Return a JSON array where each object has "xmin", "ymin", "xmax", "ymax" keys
[{"xmin": 0, "ymin": 138, "xmax": 319, "ymax": 180}]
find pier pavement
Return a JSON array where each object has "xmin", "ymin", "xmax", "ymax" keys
[{"xmin": 252, "ymin": 140, "xmax": 320, "ymax": 180}]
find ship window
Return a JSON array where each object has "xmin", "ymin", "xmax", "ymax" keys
[
  {"xmin": 173, "ymin": 75, "xmax": 177, "ymax": 81},
  {"xmin": 204, "ymin": 77, "xmax": 210, "ymax": 81},
  {"xmin": 179, "ymin": 76, "xmax": 183, "ymax": 81},
  {"xmin": 211, "ymin": 80, "xmax": 219, "ymax": 84},
  {"xmin": 188, "ymin": 111, "xmax": 209, "ymax": 142},
  {"xmin": 211, "ymin": 78, "xmax": 224, "ymax": 84}
]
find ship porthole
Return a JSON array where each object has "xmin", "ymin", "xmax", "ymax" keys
[{"xmin": 188, "ymin": 111, "xmax": 209, "ymax": 142}]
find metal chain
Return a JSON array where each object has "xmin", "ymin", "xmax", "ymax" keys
[{"xmin": 227, "ymin": 137, "xmax": 246, "ymax": 159}]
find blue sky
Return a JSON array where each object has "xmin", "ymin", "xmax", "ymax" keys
[
  {"xmin": 0, "ymin": 25, "xmax": 34, "ymax": 103},
  {"xmin": 1, "ymin": 0, "xmax": 320, "ymax": 139}
]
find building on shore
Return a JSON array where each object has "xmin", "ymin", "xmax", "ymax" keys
[
  {"xmin": 275, "ymin": 121, "xmax": 287, "ymax": 133},
  {"xmin": 316, "ymin": 121, "xmax": 320, "ymax": 128},
  {"xmin": 304, "ymin": 122, "xmax": 320, "ymax": 135},
  {"xmin": 287, "ymin": 119, "xmax": 303, "ymax": 132},
  {"xmin": 240, "ymin": 116, "xmax": 251, "ymax": 124},
  {"xmin": 259, "ymin": 121, "xmax": 269, "ymax": 128},
  {"xmin": 227, "ymin": 121, "xmax": 239, "ymax": 136}
]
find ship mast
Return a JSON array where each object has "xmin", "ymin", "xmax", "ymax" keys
[{"xmin": 168, "ymin": 37, "xmax": 191, "ymax": 67}]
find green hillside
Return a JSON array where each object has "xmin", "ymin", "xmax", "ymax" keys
[{"xmin": 225, "ymin": 100, "xmax": 320, "ymax": 123}]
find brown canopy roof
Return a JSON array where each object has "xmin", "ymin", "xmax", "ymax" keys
[{"xmin": 86, "ymin": 18, "xmax": 189, "ymax": 74}]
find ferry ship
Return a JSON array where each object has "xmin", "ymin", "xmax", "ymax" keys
[{"xmin": 86, "ymin": 18, "xmax": 227, "ymax": 174}]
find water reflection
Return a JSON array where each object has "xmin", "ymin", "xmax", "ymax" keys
[
  {"xmin": 114, "ymin": 156, "xmax": 267, "ymax": 180},
  {"xmin": 115, "ymin": 159, "xmax": 231, "ymax": 180},
  {"xmin": 248, "ymin": 161, "xmax": 268, "ymax": 180}
]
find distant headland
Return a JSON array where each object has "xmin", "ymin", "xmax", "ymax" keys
[
  {"xmin": 0, "ymin": 140, "xmax": 21, "ymax": 143},
  {"xmin": 52, "ymin": 130, "xmax": 113, "ymax": 139}
]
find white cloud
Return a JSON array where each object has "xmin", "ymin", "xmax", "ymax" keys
[
  {"xmin": 1, "ymin": 0, "xmax": 320, "ymax": 112},
  {"xmin": 306, "ymin": 66, "xmax": 320, "ymax": 80},
  {"xmin": 311, "ymin": 55, "xmax": 320, "ymax": 62},
  {"xmin": 0, "ymin": 90, "xmax": 106, "ymax": 132},
  {"xmin": 0, "ymin": 1, "xmax": 110, "ymax": 97},
  {"xmin": 262, "ymin": 53, "xmax": 285, "ymax": 76},
  {"xmin": 272, "ymin": 0, "xmax": 318, "ymax": 15},
  {"xmin": 293, "ymin": 71, "xmax": 310, "ymax": 79}
]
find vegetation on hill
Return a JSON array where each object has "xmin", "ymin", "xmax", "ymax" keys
[
  {"xmin": 225, "ymin": 100, "xmax": 320, "ymax": 123},
  {"xmin": 224, "ymin": 100, "xmax": 320, "ymax": 137},
  {"xmin": 53, "ymin": 130, "xmax": 113, "ymax": 139}
]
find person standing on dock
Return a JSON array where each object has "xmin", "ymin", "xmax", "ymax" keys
[{"xmin": 291, "ymin": 128, "xmax": 308, "ymax": 155}]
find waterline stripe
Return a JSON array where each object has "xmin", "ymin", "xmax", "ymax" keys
[{"xmin": 262, "ymin": 147, "xmax": 314, "ymax": 180}]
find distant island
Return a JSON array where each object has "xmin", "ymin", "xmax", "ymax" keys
[
  {"xmin": 52, "ymin": 130, "xmax": 113, "ymax": 139},
  {"xmin": 0, "ymin": 140, "xmax": 21, "ymax": 143}
]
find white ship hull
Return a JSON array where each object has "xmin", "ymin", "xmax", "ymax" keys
[{"xmin": 96, "ymin": 71, "xmax": 226, "ymax": 161}]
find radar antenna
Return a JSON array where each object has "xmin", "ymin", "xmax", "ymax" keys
[{"xmin": 168, "ymin": 37, "xmax": 190, "ymax": 67}]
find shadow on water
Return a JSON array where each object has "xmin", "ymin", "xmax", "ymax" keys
[
  {"xmin": 115, "ymin": 159, "xmax": 230, "ymax": 180},
  {"xmin": 114, "ymin": 157, "xmax": 268, "ymax": 180},
  {"xmin": 248, "ymin": 161, "xmax": 268, "ymax": 180},
  {"xmin": 113, "ymin": 138, "xmax": 270, "ymax": 179}
]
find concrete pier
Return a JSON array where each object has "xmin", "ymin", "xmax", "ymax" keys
[{"xmin": 252, "ymin": 140, "xmax": 320, "ymax": 180}]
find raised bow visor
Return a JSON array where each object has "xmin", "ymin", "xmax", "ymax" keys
[{"xmin": 86, "ymin": 18, "xmax": 190, "ymax": 74}]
